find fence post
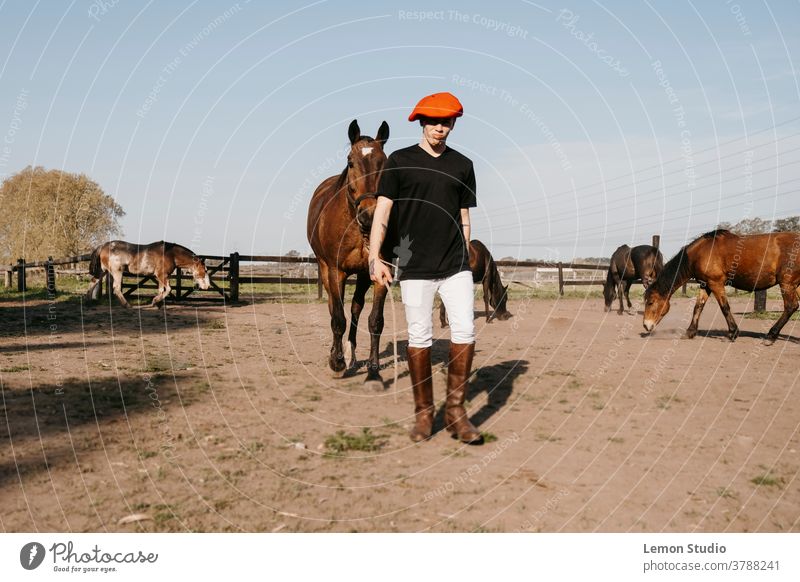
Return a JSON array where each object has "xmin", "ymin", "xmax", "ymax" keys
[
  {"xmin": 753, "ymin": 289, "xmax": 767, "ymax": 312},
  {"xmin": 229, "ymin": 252, "xmax": 239, "ymax": 302},
  {"xmin": 652, "ymin": 235, "xmax": 660, "ymax": 251},
  {"xmin": 4, "ymin": 269, "xmax": 11, "ymax": 288},
  {"xmin": 175, "ymin": 266, "xmax": 182, "ymax": 300},
  {"xmin": 46, "ymin": 256, "xmax": 56, "ymax": 294},
  {"xmin": 105, "ymin": 272, "xmax": 112, "ymax": 300},
  {"xmin": 317, "ymin": 263, "xmax": 323, "ymax": 300},
  {"xmin": 16, "ymin": 258, "xmax": 26, "ymax": 292},
  {"xmin": 557, "ymin": 262, "xmax": 564, "ymax": 296}
]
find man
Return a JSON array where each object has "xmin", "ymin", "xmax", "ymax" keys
[{"xmin": 369, "ymin": 92, "xmax": 483, "ymax": 445}]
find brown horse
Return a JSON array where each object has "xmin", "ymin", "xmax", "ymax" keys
[
  {"xmin": 85, "ymin": 240, "xmax": 210, "ymax": 308},
  {"xmin": 604, "ymin": 244, "xmax": 663, "ymax": 314},
  {"xmin": 440, "ymin": 239, "xmax": 511, "ymax": 327},
  {"xmin": 643, "ymin": 229, "xmax": 800, "ymax": 342},
  {"xmin": 307, "ymin": 120, "xmax": 390, "ymax": 388}
]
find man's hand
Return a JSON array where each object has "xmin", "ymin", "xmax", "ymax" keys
[{"xmin": 369, "ymin": 256, "xmax": 393, "ymax": 286}]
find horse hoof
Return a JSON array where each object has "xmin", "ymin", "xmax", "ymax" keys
[
  {"xmin": 331, "ymin": 368, "xmax": 346, "ymax": 379},
  {"xmin": 764, "ymin": 335, "xmax": 777, "ymax": 345},
  {"xmin": 364, "ymin": 379, "xmax": 385, "ymax": 392}
]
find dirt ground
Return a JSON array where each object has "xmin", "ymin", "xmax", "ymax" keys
[{"xmin": 1, "ymin": 290, "xmax": 799, "ymax": 533}]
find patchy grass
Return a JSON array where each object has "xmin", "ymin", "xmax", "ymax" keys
[
  {"xmin": 656, "ymin": 395, "xmax": 683, "ymax": 410},
  {"xmin": 751, "ymin": 472, "xmax": 783, "ymax": 488},
  {"xmin": 481, "ymin": 431, "xmax": 498, "ymax": 443},
  {"xmin": 716, "ymin": 487, "xmax": 737, "ymax": 499},
  {"xmin": 1, "ymin": 364, "xmax": 30, "ymax": 373},
  {"xmin": 324, "ymin": 428, "xmax": 385, "ymax": 456},
  {"xmin": 744, "ymin": 311, "xmax": 800, "ymax": 321}
]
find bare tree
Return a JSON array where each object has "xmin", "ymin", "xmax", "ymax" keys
[{"xmin": 0, "ymin": 166, "xmax": 124, "ymax": 263}]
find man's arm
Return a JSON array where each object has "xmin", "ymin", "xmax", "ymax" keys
[
  {"xmin": 369, "ymin": 197, "xmax": 394, "ymax": 284},
  {"xmin": 460, "ymin": 207, "xmax": 471, "ymax": 244}
]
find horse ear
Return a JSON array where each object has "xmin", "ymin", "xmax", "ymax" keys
[
  {"xmin": 376, "ymin": 121, "xmax": 389, "ymax": 145},
  {"xmin": 348, "ymin": 120, "xmax": 361, "ymax": 145}
]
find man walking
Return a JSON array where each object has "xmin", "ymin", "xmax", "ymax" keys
[{"xmin": 369, "ymin": 92, "xmax": 482, "ymax": 445}]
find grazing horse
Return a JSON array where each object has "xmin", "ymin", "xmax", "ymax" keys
[
  {"xmin": 604, "ymin": 244, "xmax": 663, "ymax": 314},
  {"xmin": 643, "ymin": 229, "xmax": 800, "ymax": 343},
  {"xmin": 85, "ymin": 240, "xmax": 210, "ymax": 308},
  {"xmin": 306, "ymin": 120, "xmax": 390, "ymax": 388},
  {"xmin": 440, "ymin": 239, "xmax": 511, "ymax": 327}
]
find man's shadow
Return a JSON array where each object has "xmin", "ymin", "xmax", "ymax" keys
[
  {"xmin": 376, "ymin": 340, "xmax": 528, "ymax": 432},
  {"xmin": 433, "ymin": 358, "xmax": 528, "ymax": 435}
]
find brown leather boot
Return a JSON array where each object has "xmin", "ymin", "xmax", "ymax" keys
[
  {"xmin": 445, "ymin": 342, "xmax": 483, "ymax": 444},
  {"xmin": 407, "ymin": 346, "xmax": 434, "ymax": 442}
]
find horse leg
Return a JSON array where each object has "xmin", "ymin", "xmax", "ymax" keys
[
  {"xmin": 685, "ymin": 287, "xmax": 709, "ymax": 339},
  {"xmin": 365, "ymin": 281, "xmax": 388, "ymax": 390},
  {"xmin": 326, "ymin": 268, "xmax": 348, "ymax": 377},
  {"xmin": 151, "ymin": 273, "xmax": 171, "ymax": 308},
  {"xmin": 111, "ymin": 271, "xmax": 131, "ymax": 308},
  {"xmin": 616, "ymin": 278, "xmax": 625, "ymax": 315},
  {"xmin": 84, "ymin": 277, "xmax": 101, "ymax": 300},
  {"xmin": 765, "ymin": 282, "xmax": 799, "ymax": 343},
  {"xmin": 707, "ymin": 282, "xmax": 738, "ymax": 340},
  {"xmin": 483, "ymin": 277, "xmax": 491, "ymax": 322},
  {"xmin": 345, "ymin": 272, "xmax": 370, "ymax": 370},
  {"xmin": 624, "ymin": 280, "xmax": 633, "ymax": 309},
  {"xmin": 439, "ymin": 300, "xmax": 449, "ymax": 328}
]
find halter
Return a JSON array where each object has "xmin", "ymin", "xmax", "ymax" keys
[{"xmin": 347, "ymin": 191, "xmax": 378, "ymax": 212}]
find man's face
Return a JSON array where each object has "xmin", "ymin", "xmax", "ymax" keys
[{"xmin": 421, "ymin": 116, "xmax": 455, "ymax": 147}]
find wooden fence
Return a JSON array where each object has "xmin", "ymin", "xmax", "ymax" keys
[{"xmin": 2, "ymin": 236, "xmax": 768, "ymax": 310}]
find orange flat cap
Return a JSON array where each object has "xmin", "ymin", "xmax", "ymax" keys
[{"xmin": 408, "ymin": 92, "xmax": 463, "ymax": 122}]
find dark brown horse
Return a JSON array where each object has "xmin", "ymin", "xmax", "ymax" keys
[
  {"xmin": 85, "ymin": 240, "xmax": 210, "ymax": 308},
  {"xmin": 643, "ymin": 229, "xmax": 800, "ymax": 343},
  {"xmin": 604, "ymin": 244, "xmax": 663, "ymax": 314},
  {"xmin": 440, "ymin": 239, "xmax": 511, "ymax": 327},
  {"xmin": 307, "ymin": 120, "xmax": 390, "ymax": 388}
]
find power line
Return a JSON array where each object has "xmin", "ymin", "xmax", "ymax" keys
[
  {"xmin": 484, "ymin": 114, "xmax": 800, "ymax": 215},
  {"xmin": 478, "ymin": 157, "xmax": 800, "ymax": 232},
  {"xmin": 482, "ymin": 137, "xmax": 800, "ymax": 222}
]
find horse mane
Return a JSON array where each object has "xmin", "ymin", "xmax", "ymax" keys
[
  {"xmin": 333, "ymin": 166, "xmax": 349, "ymax": 192},
  {"xmin": 651, "ymin": 230, "xmax": 738, "ymax": 296},
  {"xmin": 651, "ymin": 247, "xmax": 692, "ymax": 296},
  {"xmin": 699, "ymin": 228, "xmax": 735, "ymax": 239},
  {"xmin": 486, "ymin": 256, "xmax": 504, "ymax": 308}
]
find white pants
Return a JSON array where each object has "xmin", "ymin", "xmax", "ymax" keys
[{"xmin": 400, "ymin": 270, "xmax": 475, "ymax": 348}]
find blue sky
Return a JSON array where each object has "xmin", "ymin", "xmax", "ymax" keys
[{"xmin": 1, "ymin": 0, "xmax": 798, "ymax": 260}]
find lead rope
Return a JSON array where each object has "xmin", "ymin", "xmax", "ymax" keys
[{"xmin": 378, "ymin": 257, "xmax": 400, "ymax": 404}]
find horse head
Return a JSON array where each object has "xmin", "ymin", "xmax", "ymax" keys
[
  {"xmin": 344, "ymin": 119, "xmax": 389, "ymax": 235},
  {"xmin": 192, "ymin": 257, "xmax": 210, "ymax": 290},
  {"xmin": 603, "ymin": 279, "xmax": 616, "ymax": 311},
  {"xmin": 492, "ymin": 284, "xmax": 512, "ymax": 321},
  {"xmin": 642, "ymin": 285, "xmax": 670, "ymax": 332}
]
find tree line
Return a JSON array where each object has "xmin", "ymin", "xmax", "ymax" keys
[{"xmin": 0, "ymin": 166, "xmax": 123, "ymax": 264}]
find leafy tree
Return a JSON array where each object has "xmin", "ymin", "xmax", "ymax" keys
[
  {"xmin": 0, "ymin": 166, "xmax": 124, "ymax": 263},
  {"xmin": 717, "ymin": 217, "xmax": 772, "ymax": 235},
  {"xmin": 718, "ymin": 215, "xmax": 800, "ymax": 235},
  {"xmin": 772, "ymin": 216, "xmax": 800, "ymax": 232}
]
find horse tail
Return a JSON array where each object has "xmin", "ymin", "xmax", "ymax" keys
[{"xmin": 89, "ymin": 246, "xmax": 104, "ymax": 279}]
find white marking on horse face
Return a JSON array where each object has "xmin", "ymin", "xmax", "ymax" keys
[
  {"xmin": 196, "ymin": 273, "xmax": 210, "ymax": 290},
  {"xmin": 361, "ymin": 147, "xmax": 373, "ymax": 157}
]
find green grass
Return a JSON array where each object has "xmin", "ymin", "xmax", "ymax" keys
[
  {"xmin": 1, "ymin": 365, "xmax": 30, "ymax": 373},
  {"xmin": 744, "ymin": 311, "xmax": 800, "ymax": 321},
  {"xmin": 324, "ymin": 428, "xmax": 385, "ymax": 456},
  {"xmin": 751, "ymin": 472, "xmax": 783, "ymax": 488},
  {"xmin": 481, "ymin": 431, "xmax": 498, "ymax": 443}
]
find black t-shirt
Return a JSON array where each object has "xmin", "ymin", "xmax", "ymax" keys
[{"xmin": 378, "ymin": 144, "xmax": 476, "ymax": 280}]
